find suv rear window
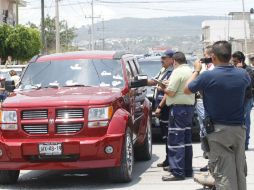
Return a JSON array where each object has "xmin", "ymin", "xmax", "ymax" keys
[{"xmin": 20, "ymin": 59, "xmax": 124, "ymax": 89}]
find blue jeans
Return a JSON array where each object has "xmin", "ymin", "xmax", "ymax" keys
[
  {"xmin": 195, "ymin": 99, "xmax": 206, "ymax": 137},
  {"xmin": 244, "ymin": 98, "xmax": 253, "ymax": 149}
]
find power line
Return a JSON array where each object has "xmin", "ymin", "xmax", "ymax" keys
[{"xmin": 20, "ymin": 0, "xmax": 236, "ymax": 9}]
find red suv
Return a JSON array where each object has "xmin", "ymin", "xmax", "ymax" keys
[{"xmin": 0, "ymin": 51, "xmax": 152, "ymax": 184}]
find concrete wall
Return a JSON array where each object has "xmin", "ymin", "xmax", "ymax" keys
[
  {"xmin": 202, "ymin": 20, "xmax": 251, "ymax": 43},
  {"xmin": 0, "ymin": 0, "xmax": 16, "ymax": 25}
]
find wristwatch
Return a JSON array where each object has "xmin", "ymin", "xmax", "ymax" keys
[{"xmin": 158, "ymin": 105, "xmax": 163, "ymax": 109}]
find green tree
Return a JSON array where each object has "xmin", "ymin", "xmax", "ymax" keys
[
  {"xmin": 0, "ymin": 24, "xmax": 12, "ymax": 64},
  {"xmin": 43, "ymin": 16, "xmax": 77, "ymax": 53},
  {"xmin": 5, "ymin": 25, "xmax": 41, "ymax": 62}
]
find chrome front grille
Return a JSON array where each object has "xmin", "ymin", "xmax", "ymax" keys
[
  {"xmin": 22, "ymin": 110, "xmax": 48, "ymax": 120},
  {"xmin": 56, "ymin": 109, "xmax": 84, "ymax": 119},
  {"xmin": 56, "ymin": 123, "xmax": 83, "ymax": 134},
  {"xmin": 23, "ymin": 125, "xmax": 48, "ymax": 134}
]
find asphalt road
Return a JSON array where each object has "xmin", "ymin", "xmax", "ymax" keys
[{"xmin": 0, "ymin": 110, "xmax": 254, "ymax": 190}]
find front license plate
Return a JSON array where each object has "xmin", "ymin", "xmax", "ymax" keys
[{"xmin": 39, "ymin": 143, "xmax": 62, "ymax": 155}]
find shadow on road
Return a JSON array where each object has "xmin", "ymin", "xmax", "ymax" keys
[{"xmin": 0, "ymin": 153, "xmax": 159, "ymax": 190}]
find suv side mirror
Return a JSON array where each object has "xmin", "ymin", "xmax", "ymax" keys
[
  {"xmin": 5, "ymin": 80, "xmax": 15, "ymax": 92},
  {"xmin": 130, "ymin": 75, "xmax": 148, "ymax": 88}
]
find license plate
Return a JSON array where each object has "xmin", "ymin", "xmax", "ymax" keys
[{"xmin": 39, "ymin": 143, "xmax": 62, "ymax": 155}]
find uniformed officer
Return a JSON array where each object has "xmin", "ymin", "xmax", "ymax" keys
[
  {"xmin": 147, "ymin": 49, "xmax": 175, "ymax": 168},
  {"xmin": 185, "ymin": 41, "xmax": 250, "ymax": 190},
  {"xmin": 160, "ymin": 52, "xmax": 195, "ymax": 181}
]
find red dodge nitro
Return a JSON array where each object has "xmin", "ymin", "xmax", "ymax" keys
[{"xmin": 0, "ymin": 51, "xmax": 152, "ymax": 184}]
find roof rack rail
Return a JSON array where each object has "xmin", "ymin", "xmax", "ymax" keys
[
  {"xmin": 113, "ymin": 51, "xmax": 132, "ymax": 59},
  {"xmin": 29, "ymin": 54, "xmax": 42, "ymax": 63}
]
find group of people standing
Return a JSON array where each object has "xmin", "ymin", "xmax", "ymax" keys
[{"xmin": 148, "ymin": 41, "xmax": 254, "ymax": 190}]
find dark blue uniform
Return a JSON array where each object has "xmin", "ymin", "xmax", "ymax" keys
[{"xmin": 154, "ymin": 67, "xmax": 173, "ymax": 164}]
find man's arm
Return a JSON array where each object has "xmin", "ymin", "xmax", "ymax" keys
[
  {"xmin": 155, "ymin": 94, "xmax": 167, "ymax": 117},
  {"xmin": 184, "ymin": 60, "xmax": 203, "ymax": 94},
  {"xmin": 147, "ymin": 79, "xmax": 157, "ymax": 86},
  {"xmin": 164, "ymin": 88, "xmax": 176, "ymax": 97},
  {"xmin": 147, "ymin": 70, "xmax": 161, "ymax": 86},
  {"xmin": 161, "ymin": 71, "xmax": 179, "ymax": 97}
]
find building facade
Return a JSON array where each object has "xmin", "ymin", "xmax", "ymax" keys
[
  {"xmin": 202, "ymin": 12, "xmax": 254, "ymax": 57},
  {"xmin": 0, "ymin": 0, "xmax": 26, "ymax": 25}
]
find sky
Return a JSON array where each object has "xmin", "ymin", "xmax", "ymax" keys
[{"xmin": 19, "ymin": 0, "xmax": 254, "ymax": 28}]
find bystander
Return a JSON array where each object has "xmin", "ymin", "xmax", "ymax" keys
[{"xmin": 185, "ymin": 41, "xmax": 250, "ymax": 190}]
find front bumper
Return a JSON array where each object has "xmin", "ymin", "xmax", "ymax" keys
[{"xmin": 0, "ymin": 134, "xmax": 124, "ymax": 170}]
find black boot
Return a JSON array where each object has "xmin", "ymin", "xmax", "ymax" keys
[
  {"xmin": 200, "ymin": 165, "xmax": 209, "ymax": 172},
  {"xmin": 157, "ymin": 160, "xmax": 169, "ymax": 167}
]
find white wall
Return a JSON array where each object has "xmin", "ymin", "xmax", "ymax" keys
[{"xmin": 202, "ymin": 20, "xmax": 251, "ymax": 43}]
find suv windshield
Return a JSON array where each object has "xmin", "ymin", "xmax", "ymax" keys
[{"xmin": 20, "ymin": 59, "xmax": 124, "ymax": 90}]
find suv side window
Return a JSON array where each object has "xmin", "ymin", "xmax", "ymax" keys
[
  {"xmin": 133, "ymin": 59, "xmax": 141, "ymax": 74},
  {"xmin": 125, "ymin": 62, "xmax": 133, "ymax": 80},
  {"xmin": 128, "ymin": 60, "xmax": 138, "ymax": 76}
]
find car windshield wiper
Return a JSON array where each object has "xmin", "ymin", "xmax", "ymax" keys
[{"xmin": 63, "ymin": 84, "xmax": 92, "ymax": 87}]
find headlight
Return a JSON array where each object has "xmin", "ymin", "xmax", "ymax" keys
[
  {"xmin": 0, "ymin": 111, "xmax": 18, "ymax": 130},
  {"xmin": 88, "ymin": 106, "xmax": 113, "ymax": 128},
  {"xmin": 88, "ymin": 106, "xmax": 113, "ymax": 121}
]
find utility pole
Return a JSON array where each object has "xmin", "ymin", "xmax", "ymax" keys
[
  {"xmin": 88, "ymin": 26, "xmax": 92, "ymax": 50},
  {"xmin": 102, "ymin": 18, "xmax": 105, "ymax": 50},
  {"xmin": 97, "ymin": 18, "xmax": 105, "ymax": 50},
  {"xmin": 242, "ymin": 0, "xmax": 248, "ymax": 55},
  {"xmin": 86, "ymin": 0, "xmax": 100, "ymax": 50},
  {"xmin": 16, "ymin": 0, "xmax": 19, "ymax": 25},
  {"xmin": 41, "ymin": 0, "xmax": 46, "ymax": 54},
  {"xmin": 91, "ymin": 0, "xmax": 94, "ymax": 50},
  {"xmin": 55, "ymin": 0, "xmax": 61, "ymax": 53},
  {"xmin": 65, "ymin": 21, "xmax": 68, "ymax": 51}
]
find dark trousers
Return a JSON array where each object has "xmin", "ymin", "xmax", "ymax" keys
[
  {"xmin": 168, "ymin": 105, "xmax": 194, "ymax": 178},
  {"xmin": 244, "ymin": 98, "xmax": 253, "ymax": 149},
  {"xmin": 159, "ymin": 105, "xmax": 170, "ymax": 164}
]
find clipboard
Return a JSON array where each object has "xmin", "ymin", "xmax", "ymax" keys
[{"xmin": 152, "ymin": 78, "xmax": 166, "ymax": 88}]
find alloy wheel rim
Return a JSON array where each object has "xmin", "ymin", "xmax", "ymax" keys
[{"xmin": 126, "ymin": 133, "xmax": 133, "ymax": 175}]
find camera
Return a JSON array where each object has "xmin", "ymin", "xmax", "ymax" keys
[{"xmin": 200, "ymin": 58, "xmax": 212, "ymax": 64}]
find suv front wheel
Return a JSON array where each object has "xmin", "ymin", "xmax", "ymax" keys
[
  {"xmin": 134, "ymin": 116, "xmax": 152, "ymax": 161},
  {"xmin": 108, "ymin": 127, "xmax": 133, "ymax": 183},
  {"xmin": 0, "ymin": 170, "xmax": 20, "ymax": 185}
]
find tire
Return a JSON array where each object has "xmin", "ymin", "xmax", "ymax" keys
[
  {"xmin": 134, "ymin": 116, "xmax": 153, "ymax": 161},
  {"xmin": 0, "ymin": 170, "xmax": 20, "ymax": 185},
  {"xmin": 108, "ymin": 127, "xmax": 134, "ymax": 183}
]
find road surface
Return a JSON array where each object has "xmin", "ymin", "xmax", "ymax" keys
[{"xmin": 0, "ymin": 109, "xmax": 253, "ymax": 190}]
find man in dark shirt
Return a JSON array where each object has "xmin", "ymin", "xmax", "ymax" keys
[
  {"xmin": 232, "ymin": 51, "xmax": 254, "ymax": 150},
  {"xmin": 184, "ymin": 41, "xmax": 250, "ymax": 190}
]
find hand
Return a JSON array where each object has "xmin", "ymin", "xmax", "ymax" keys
[
  {"xmin": 155, "ymin": 108, "xmax": 161, "ymax": 118},
  {"xmin": 156, "ymin": 86, "xmax": 164, "ymax": 92},
  {"xmin": 163, "ymin": 80, "xmax": 169, "ymax": 85},
  {"xmin": 194, "ymin": 60, "xmax": 202, "ymax": 72},
  {"xmin": 158, "ymin": 83, "xmax": 166, "ymax": 89}
]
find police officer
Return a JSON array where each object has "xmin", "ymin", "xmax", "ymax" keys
[
  {"xmin": 161, "ymin": 52, "xmax": 195, "ymax": 181},
  {"xmin": 147, "ymin": 49, "xmax": 175, "ymax": 168},
  {"xmin": 185, "ymin": 41, "xmax": 250, "ymax": 190}
]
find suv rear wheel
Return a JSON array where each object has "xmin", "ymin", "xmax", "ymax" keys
[
  {"xmin": 0, "ymin": 170, "xmax": 20, "ymax": 185},
  {"xmin": 134, "ymin": 116, "xmax": 152, "ymax": 161},
  {"xmin": 108, "ymin": 127, "xmax": 133, "ymax": 183}
]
